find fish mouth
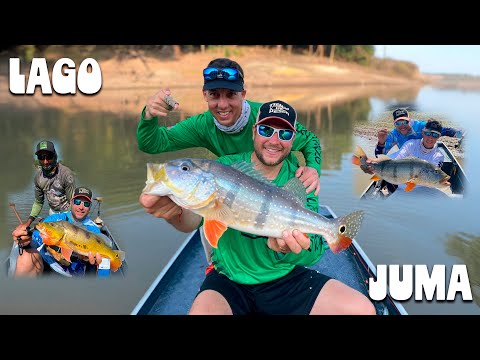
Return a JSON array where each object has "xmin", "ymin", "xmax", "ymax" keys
[
  {"xmin": 143, "ymin": 163, "xmax": 166, "ymax": 193},
  {"xmin": 440, "ymin": 174, "xmax": 451, "ymax": 184}
]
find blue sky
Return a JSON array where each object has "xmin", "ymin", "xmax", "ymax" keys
[{"xmin": 374, "ymin": 45, "xmax": 480, "ymax": 76}]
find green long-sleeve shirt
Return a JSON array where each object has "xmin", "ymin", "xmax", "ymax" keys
[
  {"xmin": 136, "ymin": 100, "xmax": 322, "ymax": 175},
  {"xmin": 209, "ymin": 151, "xmax": 326, "ymax": 285}
]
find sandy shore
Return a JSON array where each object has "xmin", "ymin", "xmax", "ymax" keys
[{"xmin": 0, "ymin": 47, "xmax": 425, "ymax": 115}]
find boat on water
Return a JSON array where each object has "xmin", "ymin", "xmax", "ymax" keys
[
  {"xmin": 360, "ymin": 142, "xmax": 468, "ymax": 200},
  {"xmin": 5, "ymin": 197, "xmax": 127, "ymax": 278},
  {"xmin": 130, "ymin": 204, "xmax": 407, "ymax": 315}
]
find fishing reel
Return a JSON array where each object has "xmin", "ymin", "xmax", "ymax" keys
[{"xmin": 93, "ymin": 196, "xmax": 104, "ymax": 227}]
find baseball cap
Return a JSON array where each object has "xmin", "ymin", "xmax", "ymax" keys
[
  {"xmin": 255, "ymin": 100, "xmax": 297, "ymax": 131},
  {"xmin": 424, "ymin": 120, "xmax": 443, "ymax": 135},
  {"xmin": 35, "ymin": 140, "xmax": 56, "ymax": 155},
  {"xmin": 202, "ymin": 58, "xmax": 244, "ymax": 92},
  {"xmin": 72, "ymin": 187, "xmax": 93, "ymax": 202},
  {"xmin": 392, "ymin": 108, "xmax": 409, "ymax": 122}
]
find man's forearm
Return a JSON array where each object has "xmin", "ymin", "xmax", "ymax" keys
[{"xmin": 166, "ymin": 209, "xmax": 202, "ymax": 233}]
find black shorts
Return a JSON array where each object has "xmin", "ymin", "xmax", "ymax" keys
[{"xmin": 198, "ymin": 266, "xmax": 331, "ymax": 315}]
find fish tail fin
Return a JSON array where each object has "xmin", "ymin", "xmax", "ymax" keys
[
  {"xmin": 323, "ymin": 210, "xmax": 365, "ymax": 254},
  {"xmin": 110, "ymin": 259, "xmax": 122, "ymax": 272},
  {"xmin": 351, "ymin": 146, "xmax": 367, "ymax": 167}
]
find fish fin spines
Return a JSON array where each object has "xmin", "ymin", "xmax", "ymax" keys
[{"xmin": 204, "ymin": 220, "xmax": 228, "ymax": 248}]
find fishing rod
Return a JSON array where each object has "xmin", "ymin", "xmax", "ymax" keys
[{"xmin": 8, "ymin": 203, "xmax": 42, "ymax": 255}]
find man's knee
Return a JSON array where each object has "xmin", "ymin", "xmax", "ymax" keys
[{"xmin": 15, "ymin": 251, "xmax": 44, "ymax": 277}]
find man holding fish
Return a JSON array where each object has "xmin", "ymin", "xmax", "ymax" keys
[
  {"xmin": 354, "ymin": 120, "xmax": 451, "ymax": 193},
  {"xmin": 12, "ymin": 187, "xmax": 116, "ymax": 277},
  {"xmin": 141, "ymin": 100, "xmax": 375, "ymax": 315},
  {"xmin": 137, "ymin": 57, "xmax": 322, "ymax": 222}
]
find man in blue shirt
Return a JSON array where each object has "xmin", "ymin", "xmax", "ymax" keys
[
  {"xmin": 12, "ymin": 186, "xmax": 105, "ymax": 277},
  {"xmin": 375, "ymin": 108, "xmax": 462, "ymax": 157}
]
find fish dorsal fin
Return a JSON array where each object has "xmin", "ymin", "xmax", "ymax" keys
[
  {"xmin": 231, "ymin": 161, "xmax": 272, "ymax": 184},
  {"xmin": 282, "ymin": 177, "xmax": 307, "ymax": 206},
  {"xmin": 376, "ymin": 155, "xmax": 392, "ymax": 161},
  {"xmin": 404, "ymin": 156, "xmax": 429, "ymax": 164}
]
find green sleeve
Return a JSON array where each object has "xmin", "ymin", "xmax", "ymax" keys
[
  {"xmin": 136, "ymin": 106, "xmax": 209, "ymax": 154},
  {"xmin": 277, "ymin": 189, "xmax": 326, "ymax": 266},
  {"xmin": 292, "ymin": 122, "xmax": 322, "ymax": 175},
  {"xmin": 30, "ymin": 180, "xmax": 44, "ymax": 218}
]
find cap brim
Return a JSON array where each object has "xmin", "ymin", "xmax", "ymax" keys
[
  {"xmin": 394, "ymin": 116, "xmax": 409, "ymax": 122},
  {"xmin": 35, "ymin": 149, "xmax": 55, "ymax": 155},
  {"xmin": 256, "ymin": 117, "xmax": 296, "ymax": 131},
  {"xmin": 72, "ymin": 195, "xmax": 92, "ymax": 202},
  {"xmin": 203, "ymin": 79, "xmax": 243, "ymax": 92}
]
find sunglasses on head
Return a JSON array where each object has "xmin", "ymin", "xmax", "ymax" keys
[
  {"xmin": 203, "ymin": 67, "xmax": 243, "ymax": 81},
  {"xmin": 424, "ymin": 131, "xmax": 440, "ymax": 138},
  {"xmin": 37, "ymin": 153, "xmax": 54, "ymax": 161},
  {"xmin": 394, "ymin": 120, "xmax": 409, "ymax": 127},
  {"xmin": 256, "ymin": 124, "xmax": 295, "ymax": 141},
  {"xmin": 73, "ymin": 198, "xmax": 92, "ymax": 208}
]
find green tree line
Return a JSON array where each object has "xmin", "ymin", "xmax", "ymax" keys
[{"xmin": 0, "ymin": 45, "xmax": 419, "ymax": 78}]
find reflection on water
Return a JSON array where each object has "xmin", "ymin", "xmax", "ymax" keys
[
  {"xmin": 446, "ymin": 232, "xmax": 480, "ymax": 306},
  {"xmin": 0, "ymin": 84, "xmax": 479, "ymax": 314}
]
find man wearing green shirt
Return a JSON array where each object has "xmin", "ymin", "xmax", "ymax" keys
[
  {"xmin": 137, "ymin": 58, "xmax": 322, "ymax": 222},
  {"xmin": 158, "ymin": 100, "xmax": 375, "ymax": 315}
]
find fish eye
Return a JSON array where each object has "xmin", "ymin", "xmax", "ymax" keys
[
  {"xmin": 180, "ymin": 163, "xmax": 190, "ymax": 171},
  {"xmin": 338, "ymin": 225, "xmax": 346, "ymax": 234}
]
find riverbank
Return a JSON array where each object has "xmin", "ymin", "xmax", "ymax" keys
[{"xmin": 0, "ymin": 46, "xmax": 427, "ymax": 115}]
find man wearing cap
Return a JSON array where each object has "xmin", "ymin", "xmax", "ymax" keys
[
  {"xmin": 361, "ymin": 120, "xmax": 451, "ymax": 192},
  {"xmin": 375, "ymin": 108, "xmax": 462, "ymax": 157},
  {"xmin": 12, "ymin": 186, "xmax": 104, "ymax": 277},
  {"xmin": 20, "ymin": 140, "xmax": 76, "ymax": 231},
  {"xmin": 390, "ymin": 119, "xmax": 446, "ymax": 167},
  {"xmin": 163, "ymin": 100, "xmax": 375, "ymax": 315},
  {"xmin": 137, "ymin": 58, "xmax": 322, "ymax": 222}
]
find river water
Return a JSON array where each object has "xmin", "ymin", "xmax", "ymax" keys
[{"xmin": 0, "ymin": 83, "xmax": 479, "ymax": 315}]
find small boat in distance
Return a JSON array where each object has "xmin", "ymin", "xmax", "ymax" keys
[
  {"xmin": 360, "ymin": 142, "xmax": 468, "ymax": 200},
  {"xmin": 130, "ymin": 204, "xmax": 407, "ymax": 315}
]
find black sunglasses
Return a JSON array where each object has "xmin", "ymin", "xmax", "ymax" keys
[{"xmin": 37, "ymin": 153, "xmax": 54, "ymax": 161}]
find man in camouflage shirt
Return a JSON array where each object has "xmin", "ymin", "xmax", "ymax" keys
[{"xmin": 22, "ymin": 140, "xmax": 76, "ymax": 229}]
